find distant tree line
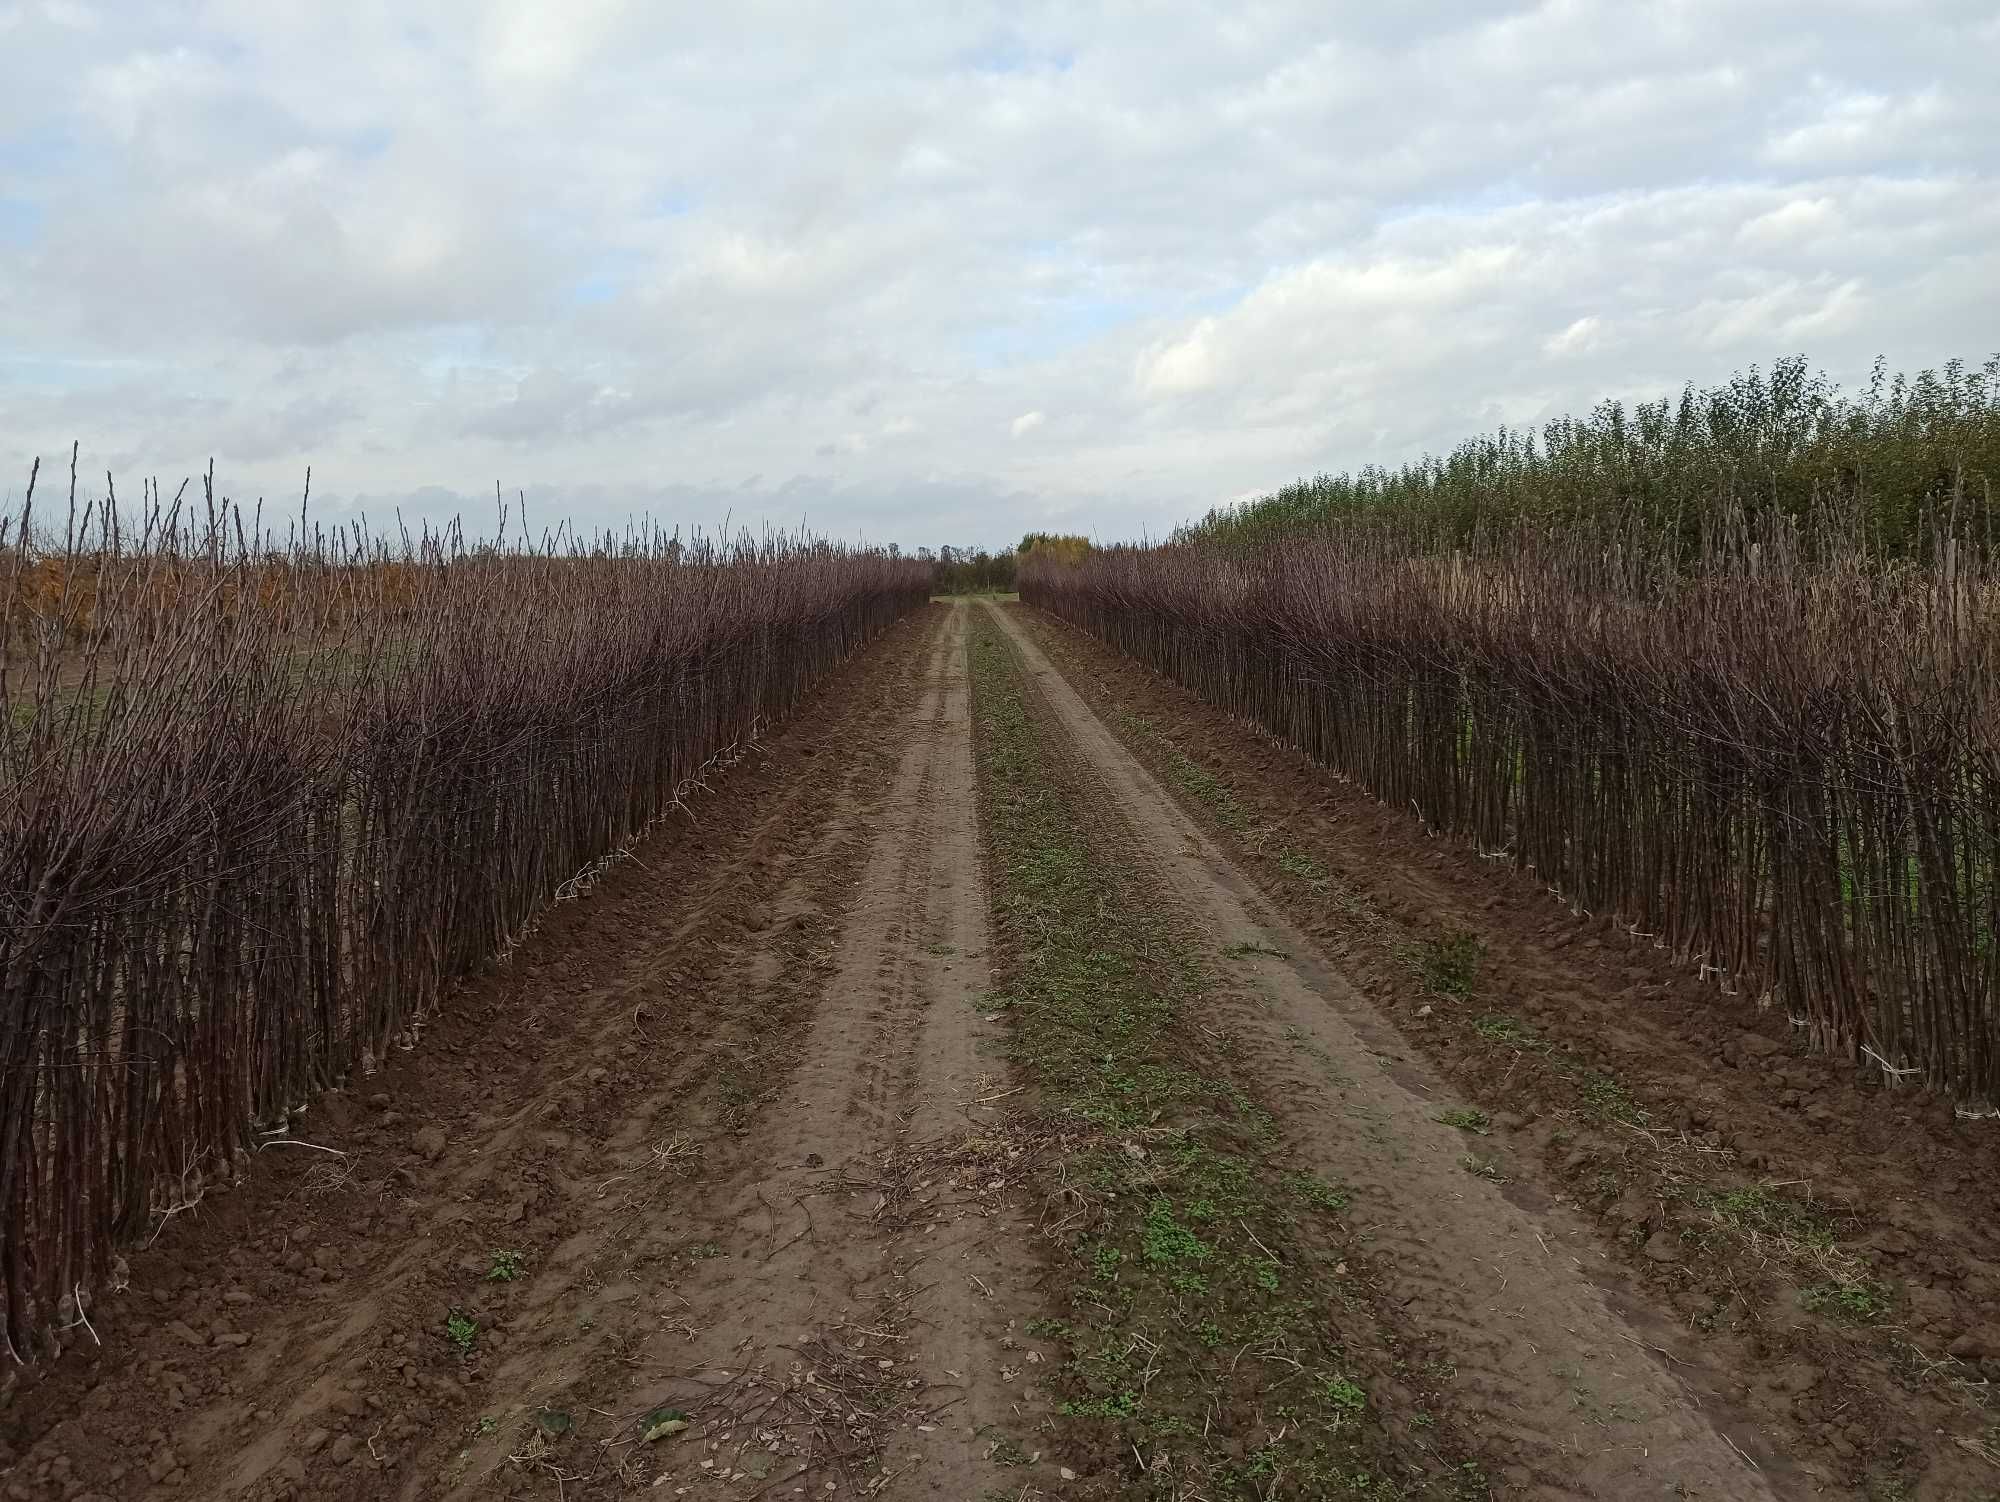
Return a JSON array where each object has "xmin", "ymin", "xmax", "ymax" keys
[{"xmin": 926, "ymin": 533, "xmax": 1091, "ymax": 594}]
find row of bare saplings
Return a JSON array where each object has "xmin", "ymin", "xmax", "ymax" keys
[
  {"xmin": 0, "ymin": 486, "xmax": 932, "ymax": 1361},
  {"xmin": 1021, "ymin": 512, "xmax": 1999, "ymax": 1108}
]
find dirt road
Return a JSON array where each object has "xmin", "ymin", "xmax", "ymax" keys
[{"xmin": 5, "ymin": 598, "xmax": 1983, "ymax": 1501}]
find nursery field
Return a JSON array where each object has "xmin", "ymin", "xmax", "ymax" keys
[
  {"xmin": 5, "ymin": 357, "xmax": 2000, "ymax": 1500},
  {"xmin": 4, "ymin": 593, "xmax": 1995, "ymax": 1501}
]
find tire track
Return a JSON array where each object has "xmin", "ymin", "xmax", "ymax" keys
[
  {"xmin": 564, "ymin": 602, "xmax": 1050, "ymax": 1500},
  {"xmin": 980, "ymin": 598, "xmax": 1788, "ymax": 1502}
]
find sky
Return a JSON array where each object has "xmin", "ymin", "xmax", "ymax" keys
[{"xmin": 1, "ymin": 2, "xmax": 1996, "ymax": 552}]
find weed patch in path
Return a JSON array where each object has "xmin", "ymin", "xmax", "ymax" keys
[{"xmin": 969, "ymin": 615, "xmax": 1483, "ymax": 1500}]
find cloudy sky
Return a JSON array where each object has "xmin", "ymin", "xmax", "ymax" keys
[{"xmin": 2, "ymin": 2, "xmax": 1995, "ymax": 550}]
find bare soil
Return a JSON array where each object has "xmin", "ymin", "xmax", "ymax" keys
[{"xmin": 3, "ymin": 597, "xmax": 1995, "ymax": 1502}]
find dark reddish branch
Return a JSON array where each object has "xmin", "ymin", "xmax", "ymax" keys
[
  {"xmin": 0, "ymin": 502, "xmax": 929, "ymax": 1362},
  {"xmin": 1021, "ymin": 512, "xmax": 1999, "ymax": 1112}
]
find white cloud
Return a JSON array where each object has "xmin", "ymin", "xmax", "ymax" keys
[
  {"xmin": 40, "ymin": 0, "xmax": 94, "ymax": 30},
  {"xmin": 477, "ymin": 0, "xmax": 627, "ymax": 90},
  {"xmin": 0, "ymin": 2, "xmax": 1995, "ymax": 547},
  {"xmin": 1700, "ymin": 275, "xmax": 1870, "ymax": 350},
  {"xmin": 1736, "ymin": 197, "xmax": 1839, "ymax": 248},
  {"xmin": 1138, "ymin": 320, "xmax": 1221, "ymax": 397},
  {"xmin": 1544, "ymin": 316, "xmax": 1603, "ymax": 357},
  {"xmin": 1761, "ymin": 87, "xmax": 1954, "ymax": 170}
]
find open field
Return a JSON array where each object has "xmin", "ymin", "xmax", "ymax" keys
[{"xmin": 4, "ymin": 598, "xmax": 1994, "ymax": 1500}]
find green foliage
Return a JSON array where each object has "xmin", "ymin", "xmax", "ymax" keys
[
  {"xmin": 1799, "ymin": 1280, "xmax": 1894, "ymax": 1323},
  {"xmin": 1140, "ymin": 1199, "xmax": 1212, "ymax": 1265},
  {"xmin": 929, "ymin": 544, "xmax": 1018, "ymax": 595},
  {"xmin": 1418, "ymin": 933, "xmax": 1482, "ymax": 998},
  {"xmin": 1436, "ymin": 1108, "xmax": 1490, "ymax": 1134},
  {"xmin": 1276, "ymin": 850, "xmax": 1329, "ymax": 888},
  {"xmin": 1059, "ymin": 1390, "xmax": 1141, "ymax": 1420},
  {"xmin": 987, "ymin": 1435, "xmax": 1033, "ymax": 1466},
  {"xmin": 486, "ymin": 1248, "xmax": 526, "ymax": 1281},
  {"xmin": 1168, "ymin": 750, "xmax": 1247, "ymax": 828},
  {"xmin": 1317, "ymin": 1374, "xmax": 1368, "ymax": 1418},
  {"xmin": 1579, "ymin": 1074, "xmax": 1647, "ymax": 1126},
  {"xmin": 1177, "ymin": 355, "xmax": 2000, "ymax": 558},
  {"xmin": 1017, "ymin": 532, "xmax": 1093, "ymax": 565},
  {"xmin": 445, "ymin": 1310, "xmax": 477, "ymax": 1352},
  {"xmin": 1285, "ymin": 1173, "xmax": 1352, "ymax": 1213},
  {"xmin": 1473, "ymin": 1014, "xmax": 1539, "ymax": 1046}
]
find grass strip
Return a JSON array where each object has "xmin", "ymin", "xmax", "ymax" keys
[{"xmin": 968, "ymin": 613, "xmax": 1484, "ymax": 1501}]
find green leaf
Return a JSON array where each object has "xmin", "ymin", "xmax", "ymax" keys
[{"xmin": 642, "ymin": 1407, "xmax": 690, "ymax": 1442}]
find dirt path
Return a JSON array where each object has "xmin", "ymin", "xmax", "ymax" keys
[
  {"xmin": 550, "ymin": 600, "xmax": 1051, "ymax": 1501},
  {"xmin": 978, "ymin": 599, "xmax": 1783, "ymax": 1501}
]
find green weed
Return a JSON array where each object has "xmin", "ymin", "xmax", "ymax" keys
[
  {"xmin": 1799, "ymin": 1281, "xmax": 1894, "ymax": 1323},
  {"xmin": 1473, "ymin": 1013, "xmax": 1542, "ymax": 1047},
  {"xmin": 1317, "ymin": 1375, "xmax": 1368, "ymax": 1418},
  {"xmin": 1699, "ymin": 1185, "xmax": 1836, "ymax": 1250},
  {"xmin": 1418, "ymin": 932, "xmax": 1482, "ymax": 998},
  {"xmin": 1285, "ymin": 1173, "xmax": 1353, "ymax": 1213},
  {"xmin": 1060, "ymin": 1391, "xmax": 1141, "ymax": 1420},
  {"xmin": 1141, "ymin": 1199, "xmax": 1213, "ymax": 1266},
  {"xmin": 987, "ymin": 1435, "xmax": 1032, "ymax": 1467},
  {"xmin": 1579, "ymin": 1074, "xmax": 1648, "ymax": 1126},
  {"xmin": 1277, "ymin": 850, "xmax": 1330, "ymax": 888}
]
